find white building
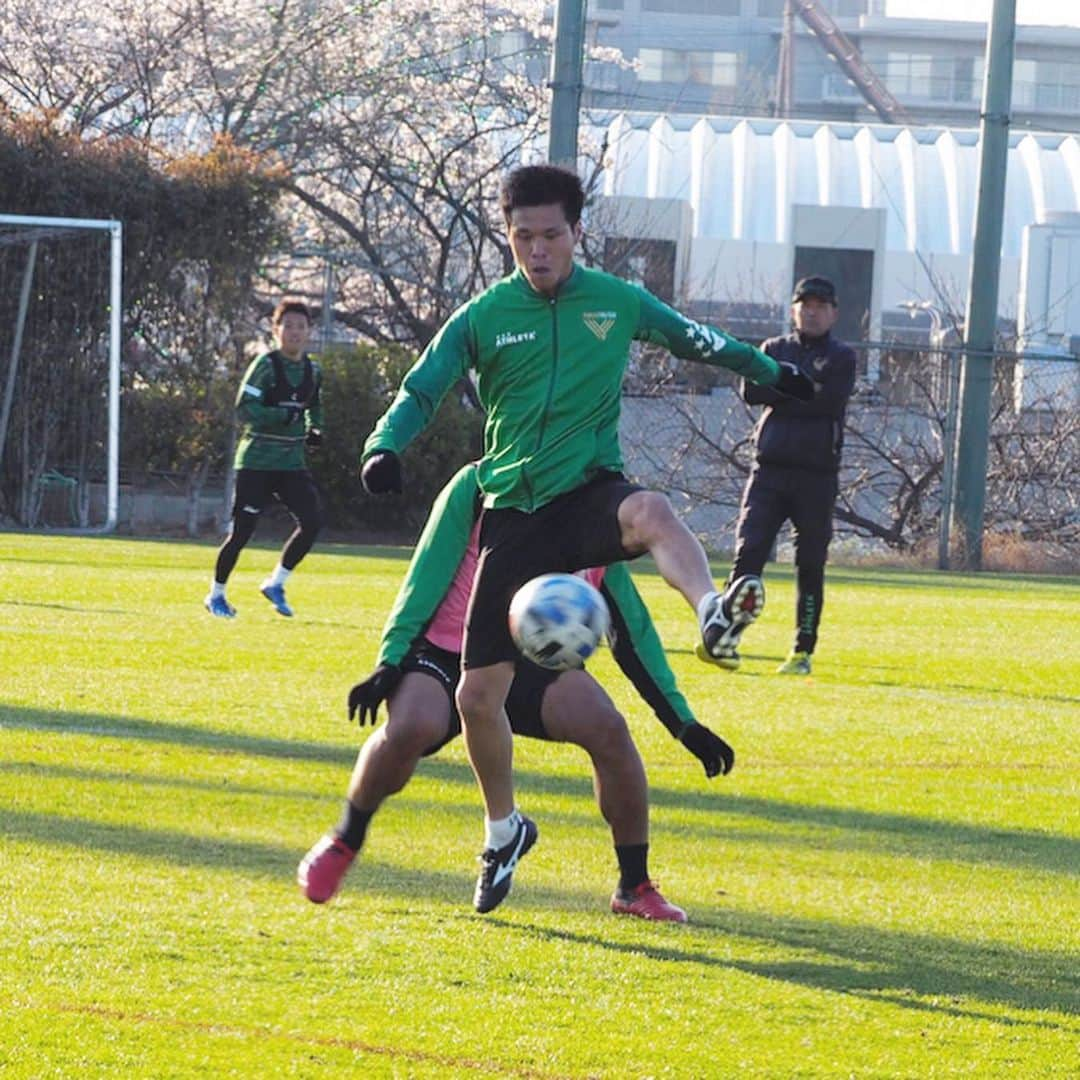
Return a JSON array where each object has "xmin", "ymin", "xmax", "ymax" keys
[{"xmin": 588, "ymin": 111, "xmax": 1080, "ymax": 361}]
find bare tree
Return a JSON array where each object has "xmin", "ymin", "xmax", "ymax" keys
[
  {"xmin": 620, "ymin": 341, "xmax": 1079, "ymax": 565},
  {"xmin": 0, "ymin": 1, "xmax": 560, "ymax": 348}
]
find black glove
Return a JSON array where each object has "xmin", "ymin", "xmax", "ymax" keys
[
  {"xmin": 361, "ymin": 451, "xmax": 403, "ymax": 495},
  {"xmin": 347, "ymin": 664, "xmax": 404, "ymax": 726},
  {"xmin": 679, "ymin": 722, "xmax": 735, "ymax": 778},
  {"xmin": 306, "ymin": 428, "xmax": 322, "ymax": 448},
  {"xmin": 774, "ymin": 361, "xmax": 816, "ymax": 402}
]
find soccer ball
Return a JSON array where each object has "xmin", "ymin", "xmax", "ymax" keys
[{"xmin": 508, "ymin": 573, "xmax": 610, "ymax": 671}]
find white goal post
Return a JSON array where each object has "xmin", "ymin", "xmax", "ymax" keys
[{"xmin": 0, "ymin": 213, "xmax": 122, "ymax": 531}]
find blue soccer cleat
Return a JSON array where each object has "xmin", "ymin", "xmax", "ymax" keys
[
  {"xmin": 260, "ymin": 580, "xmax": 294, "ymax": 617},
  {"xmin": 204, "ymin": 592, "xmax": 236, "ymax": 619}
]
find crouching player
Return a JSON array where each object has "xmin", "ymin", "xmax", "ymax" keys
[{"xmin": 298, "ymin": 464, "xmax": 735, "ymax": 921}]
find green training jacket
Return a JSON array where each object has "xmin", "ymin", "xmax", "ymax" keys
[
  {"xmin": 234, "ymin": 351, "xmax": 324, "ymax": 471},
  {"xmin": 376, "ymin": 463, "xmax": 701, "ymax": 742},
  {"xmin": 363, "ymin": 264, "xmax": 781, "ymax": 512}
]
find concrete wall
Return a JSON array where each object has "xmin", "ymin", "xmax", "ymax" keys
[{"xmin": 86, "ymin": 484, "xmax": 227, "ymax": 534}]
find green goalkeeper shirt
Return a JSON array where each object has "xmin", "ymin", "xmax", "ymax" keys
[
  {"xmin": 363, "ymin": 264, "xmax": 781, "ymax": 511},
  {"xmin": 376, "ymin": 463, "xmax": 702, "ymax": 742},
  {"xmin": 234, "ymin": 351, "xmax": 324, "ymax": 471}
]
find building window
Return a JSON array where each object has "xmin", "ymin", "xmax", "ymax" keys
[
  {"xmin": 1013, "ymin": 58, "xmax": 1038, "ymax": 109},
  {"xmin": 642, "ymin": 0, "xmax": 740, "ymax": 14},
  {"xmin": 491, "ymin": 31, "xmax": 528, "ymax": 60},
  {"xmin": 885, "ymin": 51, "xmax": 933, "ymax": 98},
  {"xmin": 951, "ymin": 56, "xmax": 984, "ymax": 102},
  {"xmin": 638, "ymin": 47, "xmax": 738, "ymax": 86},
  {"xmin": 595, "ymin": 0, "xmax": 624, "ymax": 9},
  {"xmin": 757, "ymin": 0, "xmax": 866, "ymax": 11},
  {"xmin": 1034, "ymin": 60, "xmax": 1080, "ymax": 112}
]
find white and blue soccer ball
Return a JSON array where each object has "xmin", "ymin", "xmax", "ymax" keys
[{"xmin": 508, "ymin": 573, "xmax": 610, "ymax": 671}]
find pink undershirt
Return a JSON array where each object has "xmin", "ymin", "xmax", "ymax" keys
[{"xmin": 423, "ymin": 520, "xmax": 606, "ymax": 652}]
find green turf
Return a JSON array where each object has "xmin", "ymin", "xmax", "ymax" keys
[{"xmin": 1, "ymin": 534, "xmax": 1077, "ymax": 1078}]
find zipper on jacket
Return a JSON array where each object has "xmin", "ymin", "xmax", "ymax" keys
[{"xmin": 534, "ymin": 295, "xmax": 560, "ymax": 457}]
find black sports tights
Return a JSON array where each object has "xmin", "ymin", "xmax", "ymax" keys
[{"xmin": 213, "ymin": 472, "xmax": 322, "ymax": 584}]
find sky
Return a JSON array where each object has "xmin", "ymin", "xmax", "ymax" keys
[{"xmin": 885, "ymin": 0, "xmax": 1080, "ymax": 26}]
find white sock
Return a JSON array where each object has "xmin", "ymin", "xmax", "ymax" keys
[
  {"xmin": 485, "ymin": 809, "xmax": 521, "ymax": 851},
  {"xmin": 696, "ymin": 590, "xmax": 720, "ymax": 627},
  {"xmin": 210, "ymin": 581, "xmax": 227, "ymax": 599},
  {"xmin": 268, "ymin": 564, "xmax": 291, "ymax": 588}
]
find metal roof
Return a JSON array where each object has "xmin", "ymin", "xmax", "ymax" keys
[{"xmin": 591, "ymin": 112, "xmax": 1080, "ymax": 258}]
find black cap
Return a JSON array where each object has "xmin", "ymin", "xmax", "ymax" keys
[{"xmin": 792, "ymin": 276, "xmax": 837, "ymax": 305}]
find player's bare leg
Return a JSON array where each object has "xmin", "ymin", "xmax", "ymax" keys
[
  {"xmin": 540, "ymin": 670, "xmax": 647, "ymax": 846},
  {"xmin": 617, "ymin": 490, "xmax": 714, "ymax": 608},
  {"xmin": 298, "ymin": 674, "xmax": 452, "ymax": 904},
  {"xmin": 347, "ymin": 674, "xmax": 451, "ymax": 808},
  {"xmin": 541, "ymin": 669, "xmax": 685, "ymax": 922},
  {"xmin": 455, "ymin": 662, "xmax": 517, "ymax": 819},
  {"xmin": 457, "ymin": 662, "xmax": 537, "ymax": 913},
  {"xmin": 617, "ymin": 490, "xmax": 764, "ymax": 665}
]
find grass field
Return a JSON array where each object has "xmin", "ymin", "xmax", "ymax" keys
[{"xmin": 1, "ymin": 533, "xmax": 1077, "ymax": 1078}]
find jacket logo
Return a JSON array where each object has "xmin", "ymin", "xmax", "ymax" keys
[
  {"xmin": 813, "ymin": 357, "xmax": 827, "ymax": 371},
  {"xmin": 684, "ymin": 321, "xmax": 727, "ymax": 357},
  {"xmin": 583, "ymin": 311, "xmax": 617, "ymax": 341},
  {"xmin": 495, "ymin": 330, "xmax": 537, "ymax": 348}
]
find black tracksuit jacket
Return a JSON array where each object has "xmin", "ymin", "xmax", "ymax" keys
[{"xmin": 742, "ymin": 330, "xmax": 857, "ymax": 472}]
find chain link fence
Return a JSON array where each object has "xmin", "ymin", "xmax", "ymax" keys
[{"xmin": 620, "ymin": 340, "xmax": 1079, "ymax": 572}]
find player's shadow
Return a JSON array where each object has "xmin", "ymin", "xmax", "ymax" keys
[
  {"xmin": 825, "ymin": 568, "xmax": 1080, "ymax": 592},
  {"xmin": 860, "ymin": 677, "xmax": 1078, "ymax": 705},
  {"xmin": 0, "ymin": 704, "xmax": 357, "ymax": 767},
  {"xmin": 643, "ymin": 787, "xmax": 1079, "ymax": 879},
  {"xmin": 498, "ymin": 913, "xmax": 1077, "ymax": 1029},
  {"xmin": 4, "ymin": 773, "xmax": 1076, "ymax": 1028},
  {"xmin": 427, "ymin": 758, "xmax": 1077, "ymax": 879},
  {"xmin": 5, "ymin": 706, "xmax": 1074, "ymax": 879},
  {"xmin": 0, "ymin": 759, "xmax": 336, "ymax": 803},
  {"xmin": 0, "ymin": 599, "xmax": 128, "ymax": 615},
  {"xmin": 4, "ymin": 792, "xmax": 1074, "ymax": 1029},
  {"xmin": 0, "ymin": 805, "xmax": 592, "ymax": 915}
]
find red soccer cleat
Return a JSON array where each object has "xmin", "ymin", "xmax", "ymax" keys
[
  {"xmin": 297, "ymin": 834, "xmax": 356, "ymax": 904},
  {"xmin": 610, "ymin": 880, "xmax": 688, "ymax": 923}
]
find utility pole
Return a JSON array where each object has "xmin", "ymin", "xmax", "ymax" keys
[
  {"xmin": 775, "ymin": 0, "xmax": 795, "ymax": 118},
  {"xmin": 320, "ymin": 259, "xmax": 335, "ymax": 353},
  {"xmin": 548, "ymin": 0, "xmax": 587, "ymax": 167},
  {"xmin": 952, "ymin": 0, "xmax": 1016, "ymax": 569}
]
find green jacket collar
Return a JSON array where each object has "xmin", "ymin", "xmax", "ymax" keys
[{"xmin": 510, "ymin": 263, "xmax": 583, "ymax": 300}]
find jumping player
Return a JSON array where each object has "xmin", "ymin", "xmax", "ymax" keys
[{"xmin": 360, "ymin": 165, "xmax": 814, "ymax": 912}]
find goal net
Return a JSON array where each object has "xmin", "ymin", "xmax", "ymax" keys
[{"xmin": 0, "ymin": 214, "xmax": 121, "ymax": 530}]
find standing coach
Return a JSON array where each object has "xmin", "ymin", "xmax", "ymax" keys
[{"xmin": 717, "ymin": 275, "xmax": 856, "ymax": 675}]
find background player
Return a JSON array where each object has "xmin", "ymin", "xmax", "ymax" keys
[{"xmin": 205, "ymin": 298, "xmax": 324, "ymax": 619}]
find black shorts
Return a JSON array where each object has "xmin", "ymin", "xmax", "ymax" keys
[
  {"xmin": 401, "ymin": 639, "xmax": 561, "ymax": 756},
  {"xmin": 463, "ymin": 470, "xmax": 643, "ymax": 669},
  {"xmin": 232, "ymin": 469, "xmax": 320, "ymax": 524}
]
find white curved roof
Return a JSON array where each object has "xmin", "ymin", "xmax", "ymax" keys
[{"xmin": 591, "ymin": 112, "xmax": 1080, "ymax": 259}]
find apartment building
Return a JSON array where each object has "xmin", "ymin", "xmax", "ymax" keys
[{"xmin": 584, "ymin": 1, "xmax": 1080, "ymax": 134}]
